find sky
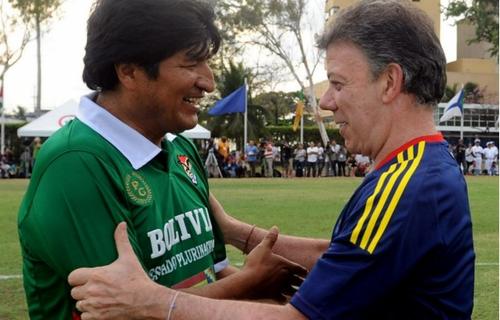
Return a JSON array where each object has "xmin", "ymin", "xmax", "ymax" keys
[{"xmin": 2, "ymin": 0, "xmax": 458, "ymax": 114}]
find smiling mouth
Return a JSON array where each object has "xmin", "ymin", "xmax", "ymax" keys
[{"xmin": 183, "ymin": 97, "xmax": 201, "ymax": 105}]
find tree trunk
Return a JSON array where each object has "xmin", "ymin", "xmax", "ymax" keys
[{"xmin": 35, "ymin": 12, "xmax": 42, "ymax": 115}]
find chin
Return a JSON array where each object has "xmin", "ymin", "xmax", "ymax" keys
[{"xmin": 179, "ymin": 117, "xmax": 198, "ymax": 132}]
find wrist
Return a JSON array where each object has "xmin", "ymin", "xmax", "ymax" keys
[{"xmin": 140, "ymin": 284, "xmax": 171, "ymax": 320}]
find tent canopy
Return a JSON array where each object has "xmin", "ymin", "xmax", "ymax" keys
[{"xmin": 17, "ymin": 100, "xmax": 211, "ymax": 139}]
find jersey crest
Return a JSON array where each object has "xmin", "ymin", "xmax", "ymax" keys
[
  {"xmin": 177, "ymin": 155, "xmax": 198, "ymax": 185},
  {"xmin": 124, "ymin": 172, "xmax": 153, "ymax": 206}
]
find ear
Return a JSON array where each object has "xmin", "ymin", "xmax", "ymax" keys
[
  {"xmin": 114, "ymin": 63, "xmax": 142, "ymax": 90},
  {"xmin": 380, "ymin": 63, "xmax": 404, "ymax": 104}
]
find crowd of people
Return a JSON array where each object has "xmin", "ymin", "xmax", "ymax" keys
[
  {"xmin": 0, "ymin": 137, "xmax": 42, "ymax": 179},
  {"xmin": 450, "ymin": 138, "xmax": 499, "ymax": 176},
  {"xmin": 203, "ymin": 137, "xmax": 374, "ymax": 179}
]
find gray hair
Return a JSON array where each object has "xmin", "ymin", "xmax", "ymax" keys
[{"xmin": 318, "ymin": 0, "xmax": 446, "ymax": 106}]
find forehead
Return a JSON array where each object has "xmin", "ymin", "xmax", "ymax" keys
[{"xmin": 324, "ymin": 42, "xmax": 371, "ymax": 79}]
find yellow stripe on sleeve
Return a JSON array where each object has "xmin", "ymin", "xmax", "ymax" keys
[
  {"xmin": 359, "ymin": 159, "xmax": 410, "ymax": 250},
  {"xmin": 367, "ymin": 142, "xmax": 425, "ymax": 253},
  {"xmin": 350, "ymin": 163, "xmax": 398, "ymax": 244}
]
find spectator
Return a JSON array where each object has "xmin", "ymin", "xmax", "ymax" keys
[
  {"xmin": 245, "ymin": 140, "xmax": 258, "ymax": 177},
  {"xmin": 263, "ymin": 141, "xmax": 274, "ymax": 177},
  {"xmin": 484, "ymin": 142, "xmax": 499, "ymax": 176},
  {"xmin": 317, "ymin": 142, "xmax": 325, "ymax": 177},
  {"xmin": 281, "ymin": 141, "xmax": 293, "ymax": 178},
  {"xmin": 19, "ymin": 147, "xmax": 32, "ymax": 178},
  {"xmin": 454, "ymin": 138, "xmax": 466, "ymax": 174},
  {"xmin": 465, "ymin": 143, "xmax": 474, "ymax": 175},
  {"xmin": 471, "ymin": 139, "xmax": 484, "ymax": 175},
  {"xmin": 337, "ymin": 144, "xmax": 347, "ymax": 177},
  {"xmin": 216, "ymin": 136, "xmax": 230, "ymax": 162},
  {"xmin": 330, "ymin": 139, "xmax": 340, "ymax": 176},
  {"xmin": 306, "ymin": 141, "xmax": 318, "ymax": 177},
  {"xmin": 294, "ymin": 143, "xmax": 306, "ymax": 177},
  {"xmin": 31, "ymin": 137, "xmax": 42, "ymax": 169}
]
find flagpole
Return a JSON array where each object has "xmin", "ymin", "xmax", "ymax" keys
[
  {"xmin": 460, "ymin": 111, "xmax": 464, "ymax": 140},
  {"xmin": 243, "ymin": 78, "xmax": 248, "ymax": 153},
  {"xmin": 300, "ymin": 113, "xmax": 303, "ymax": 144},
  {"xmin": 460, "ymin": 84, "xmax": 464, "ymax": 140}
]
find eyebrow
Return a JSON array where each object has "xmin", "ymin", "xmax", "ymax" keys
[{"xmin": 327, "ymin": 72, "xmax": 346, "ymax": 82}]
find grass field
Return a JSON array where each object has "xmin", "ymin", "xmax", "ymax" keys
[{"xmin": 0, "ymin": 177, "xmax": 498, "ymax": 319}]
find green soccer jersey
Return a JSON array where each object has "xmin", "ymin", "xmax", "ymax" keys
[{"xmin": 18, "ymin": 96, "xmax": 227, "ymax": 319}]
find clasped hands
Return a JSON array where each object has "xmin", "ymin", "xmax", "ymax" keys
[{"xmin": 68, "ymin": 222, "xmax": 307, "ymax": 319}]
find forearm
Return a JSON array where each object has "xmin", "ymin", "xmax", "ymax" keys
[
  {"xmin": 227, "ymin": 219, "xmax": 329, "ymax": 270},
  {"xmin": 151, "ymin": 287, "xmax": 305, "ymax": 320},
  {"xmin": 209, "ymin": 193, "xmax": 329, "ymax": 270},
  {"xmin": 180, "ymin": 266, "xmax": 258, "ymax": 299}
]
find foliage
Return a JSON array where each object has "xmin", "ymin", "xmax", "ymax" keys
[
  {"xmin": 8, "ymin": 0, "xmax": 61, "ymax": 24},
  {"xmin": 13, "ymin": 105, "xmax": 26, "ymax": 120},
  {"xmin": 253, "ymin": 91, "xmax": 296, "ymax": 125},
  {"xmin": 441, "ymin": 83, "xmax": 459, "ymax": 102},
  {"xmin": 442, "ymin": 82, "xmax": 486, "ymax": 104},
  {"xmin": 9, "ymin": 0, "xmax": 62, "ymax": 112},
  {"xmin": 215, "ymin": 0, "xmax": 330, "ymax": 146},
  {"xmin": 463, "ymin": 82, "xmax": 485, "ymax": 103},
  {"xmin": 0, "ymin": 0, "xmax": 31, "ymax": 82},
  {"xmin": 444, "ymin": 0, "xmax": 499, "ymax": 59}
]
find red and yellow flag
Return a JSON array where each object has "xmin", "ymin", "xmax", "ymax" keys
[{"xmin": 292, "ymin": 100, "xmax": 304, "ymax": 131}]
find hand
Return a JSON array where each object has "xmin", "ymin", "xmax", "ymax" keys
[
  {"xmin": 242, "ymin": 227, "xmax": 308, "ymax": 303},
  {"xmin": 68, "ymin": 222, "xmax": 170, "ymax": 319}
]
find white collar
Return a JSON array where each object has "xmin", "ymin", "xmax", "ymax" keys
[{"xmin": 76, "ymin": 93, "xmax": 162, "ymax": 170}]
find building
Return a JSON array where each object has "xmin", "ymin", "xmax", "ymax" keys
[{"xmin": 317, "ymin": 0, "xmax": 498, "ymax": 144}]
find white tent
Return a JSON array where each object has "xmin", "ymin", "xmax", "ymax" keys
[{"xmin": 17, "ymin": 100, "xmax": 211, "ymax": 139}]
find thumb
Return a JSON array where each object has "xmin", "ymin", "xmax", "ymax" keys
[
  {"xmin": 259, "ymin": 226, "xmax": 279, "ymax": 250},
  {"xmin": 114, "ymin": 222, "xmax": 136, "ymax": 261}
]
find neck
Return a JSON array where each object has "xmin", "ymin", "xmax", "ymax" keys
[
  {"xmin": 372, "ymin": 102, "xmax": 437, "ymax": 169},
  {"xmin": 96, "ymin": 91, "xmax": 163, "ymax": 146}
]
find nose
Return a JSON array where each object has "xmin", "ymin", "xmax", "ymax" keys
[
  {"xmin": 196, "ymin": 62, "xmax": 215, "ymax": 93},
  {"xmin": 319, "ymin": 87, "xmax": 336, "ymax": 112}
]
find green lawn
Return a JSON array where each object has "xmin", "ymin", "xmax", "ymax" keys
[{"xmin": 0, "ymin": 177, "xmax": 498, "ymax": 319}]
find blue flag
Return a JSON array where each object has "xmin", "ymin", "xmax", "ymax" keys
[
  {"xmin": 208, "ymin": 85, "xmax": 246, "ymax": 116},
  {"xmin": 440, "ymin": 89, "xmax": 464, "ymax": 122}
]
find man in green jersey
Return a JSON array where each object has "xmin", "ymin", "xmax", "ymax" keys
[{"xmin": 17, "ymin": 0, "xmax": 306, "ymax": 319}]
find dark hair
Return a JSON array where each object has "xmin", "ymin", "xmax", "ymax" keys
[
  {"xmin": 318, "ymin": 0, "xmax": 446, "ymax": 106},
  {"xmin": 83, "ymin": 0, "xmax": 221, "ymax": 91}
]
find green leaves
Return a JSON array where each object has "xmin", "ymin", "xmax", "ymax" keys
[
  {"xmin": 445, "ymin": 0, "xmax": 499, "ymax": 59},
  {"xmin": 9, "ymin": 0, "xmax": 61, "ymax": 25}
]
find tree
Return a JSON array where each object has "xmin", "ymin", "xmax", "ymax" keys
[
  {"xmin": 444, "ymin": 0, "xmax": 499, "ymax": 59},
  {"xmin": 442, "ymin": 82, "xmax": 485, "ymax": 104},
  {"xmin": 253, "ymin": 91, "xmax": 295, "ymax": 125},
  {"xmin": 216, "ymin": 0, "xmax": 330, "ymax": 145},
  {"xmin": 14, "ymin": 105, "xmax": 27, "ymax": 120},
  {"xmin": 201, "ymin": 61, "xmax": 269, "ymax": 148},
  {"xmin": 0, "ymin": 0, "xmax": 30, "ymax": 83},
  {"xmin": 463, "ymin": 82, "xmax": 485, "ymax": 103},
  {"xmin": 1, "ymin": 0, "xmax": 31, "ymax": 154},
  {"xmin": 9, "ymin": 0, "xmax": 62, "ymax": 114}
]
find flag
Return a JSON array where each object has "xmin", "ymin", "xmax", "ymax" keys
[
  {"xmin": 208, "ymin": 85, "xmax": 246, "ymax": 116},
  {"xmin": 440, "ymin": 89, "xmax": 464, "ymax": 123},
  {"xmin": 292, "ymin": 100, "xmax": 304, "ymax": 131}
]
